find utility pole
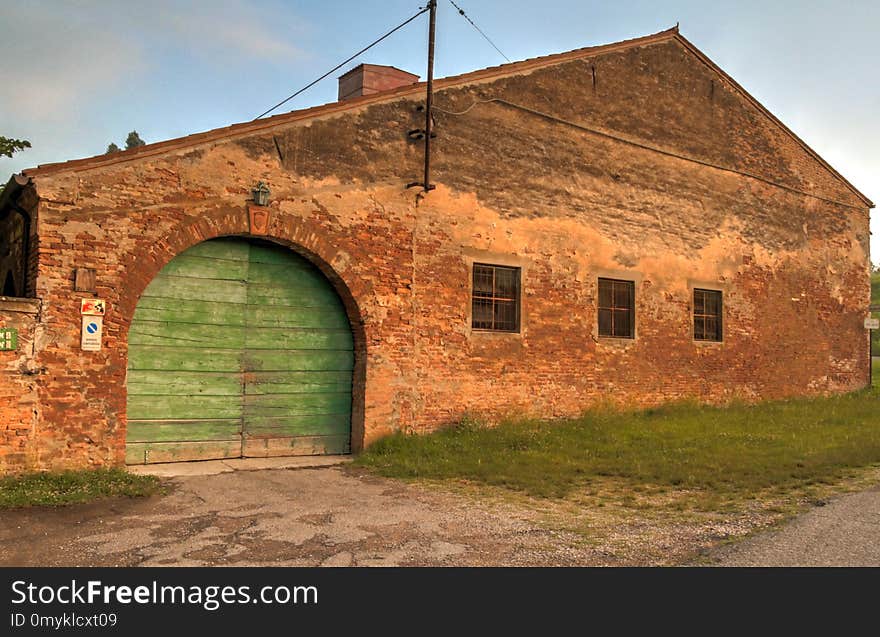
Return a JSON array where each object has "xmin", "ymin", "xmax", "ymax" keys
[{"xmin": 423, "ymin": 0, "xmax": 437, "ymax": 192}]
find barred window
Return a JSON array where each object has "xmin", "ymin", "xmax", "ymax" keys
[
  {"xmin": 598, "ymin": 278, "xmax": 635, "ymax": 338},
  {"xmin": 472, "ymin": 263, "xmax": 520, "ymax": 332},
  {"xmin": 694, "ymin": 288, "xmax": 723, "ymax": 342}
]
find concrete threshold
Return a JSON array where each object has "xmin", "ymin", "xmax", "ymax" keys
[{"xmin": 127, "ymin": 455, "xmax": 352, "ymax": 477}]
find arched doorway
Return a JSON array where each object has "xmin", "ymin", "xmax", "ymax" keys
[{"xmin": 125, "ymin": 237, "xmax": 354, "ymax": 464}]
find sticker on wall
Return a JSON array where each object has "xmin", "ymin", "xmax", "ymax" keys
[
  {"xmin": 81, "ymin": 316, "xmax": 103, "ymax": 351},
  {"xmin": 81, "ymin": 298, "xmax": 106, "ymax": 316},
  {"xmin": 0, "ymin": 328, "xmax": 17, "ymax": 351}
]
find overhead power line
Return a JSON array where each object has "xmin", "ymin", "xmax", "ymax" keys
[
  {"xmin": 254, "ymin": 6, "xmax": 431, "ymax": 120},
  {"xmin": 448, "ymin": 0, "xmax": 510, "ymax": 62}
]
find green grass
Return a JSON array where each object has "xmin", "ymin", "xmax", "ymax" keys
[
  {"xmin": 0, "ymin": 468, "xmax": 162, "ymax": 508},
  {"xmin": 358, "ymin": 384, "xmax": 880, "ymax": 499}
]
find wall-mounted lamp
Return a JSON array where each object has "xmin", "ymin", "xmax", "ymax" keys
[{"xmin": 252, "ymin": 181, "xmax": 270, "ymax": 206}]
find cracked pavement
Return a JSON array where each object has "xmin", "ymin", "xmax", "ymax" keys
[{"xmin": 0, "ymin": 466, "xmax": 595, "ymax": 566}]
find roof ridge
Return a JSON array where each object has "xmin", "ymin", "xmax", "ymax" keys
[{"xmin": 22, "ymin": 27, "xmax": 680, "ymax": 177}]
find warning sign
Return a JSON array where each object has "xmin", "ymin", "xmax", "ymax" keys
[
  {"xmin": 866, "ymin": 317, "xmax": 880, "ymax": 330},
  {"xmin": 81, "ymin": 298, "xmax": 106, "ymax": 316},
  {"xmin": 81, "ymin": 316, "xmax": 103, "ymax": 351}
]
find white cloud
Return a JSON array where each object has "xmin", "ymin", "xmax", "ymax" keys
[
  {"xmin": 158, "ymin": 3, "xmax": 307, "ymax": 63},
  {"xmin": 0, "ymin": 1, "xmax": 310, "ymax": 123},
  {"xmin": 0, "ymin": 1, "xmax": 314, "ymax": 175},
  {"xmin": 0, "ymin": 4, "xmax": 145, "ymax": 121}
]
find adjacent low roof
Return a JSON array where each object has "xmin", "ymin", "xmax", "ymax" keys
[{"xmin": 14, "ymin": 26, "xmax": 874, "ymax": 207}]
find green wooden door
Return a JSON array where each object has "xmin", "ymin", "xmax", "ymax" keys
[{"xmin": 126, "ymin": 238, "xmax": 353, "ymax": 464}]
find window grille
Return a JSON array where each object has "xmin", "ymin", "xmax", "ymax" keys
[
  {"xmin": 598, "ymin": 278, "xmax": 635, "ymax": 338},
  {"xmin": 472, "ymin": 263, "xmax": 520, "ymax": 332}
]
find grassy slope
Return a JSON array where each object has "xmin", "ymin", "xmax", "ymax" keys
[{"xmin": 358, "ymin": 381, "xmax": 880, "ymax": 500}]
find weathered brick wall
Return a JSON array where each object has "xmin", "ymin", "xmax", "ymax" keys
[
  {"xmin": 0, "ymin": 36, "xmax": 871, "ymax": 472},
  {"xmin": 0, "ymin": 297, "xmax": 42, "ymax": 473}
]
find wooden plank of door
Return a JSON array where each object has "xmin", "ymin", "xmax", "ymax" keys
[
  {"xmin": 242, "ymin": 414, "xmax": 352, "ymax": 438},
  {"xmin": 126, "ymin": 420, "xmax": 242, "ymax": 443},
  {"xmin": 242, "ymin": 434, "xmax": 350, "ymax": 458},
  {"xmin": 129, "ymin": 321, "xmax": 247, "ymax": 349},
  {"xmin": 243, "ymin": 370, "xmax": 353, "ymax": 394},
  {"xmin": 127, "ymin": 370, "xmax": 242, "ymax": 396},
  {"xmin": 134, "ymin": 297, "xmax": 247, "ymax": 326},
  {"xmin": 241, "ymin": 350, "xmax": 354, "ymax": 372},
  {"xmin": 127, "ymin": 440, "xmax": 243, "ymax": 465},
  {"xmin": 247, "ymin": 305, "xmax": 350, "ymax": 329}
]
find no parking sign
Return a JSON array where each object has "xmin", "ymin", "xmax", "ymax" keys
[
  {"xmin": 81, "ymin": 316, "xmax": 103, "ymax": 351},
  {"xmin": 81, "ymin": 298, "xmax": 106, "ymax": 351}
]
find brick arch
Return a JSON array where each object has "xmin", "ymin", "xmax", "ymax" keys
[{"xmin": 115, "ymin": 205, "xmax": 369, "ymax": 453}]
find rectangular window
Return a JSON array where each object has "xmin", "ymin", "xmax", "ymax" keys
[
  {"xmin": 472, "ymin": 263, "xmax": 520, "ymax": 332},
  {"xmin": 597, "ymin": 278, "xmax": 635, "ymax": 338},
  {"xmin": 693, "ymin": 288, "xmax": 723, "ymax": 342}
]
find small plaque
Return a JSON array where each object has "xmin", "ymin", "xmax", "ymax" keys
[
  {"xmin": 81, "ymin": 298, "xmax": 106, "ymax": 316},
  {"xmin": 248, "ymin": 205, "xmax": 271, "ymax": 235},
  {"xmin": 74, "ymin": 268, "xmax": 97, "ymax": 293},
  {"xmin": 0, "ymin": 328, "xmax": 17, "ymax": 351},
  {"xmin": 865, "ymin": 317, "xmax": 880, "ymax": 330}
]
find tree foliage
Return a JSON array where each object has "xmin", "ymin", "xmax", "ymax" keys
[
  {"xmin": 105, "ymin": 130, "xmax": 146, "ymax": 154},
  {"xmin": 125, "ymin": 131, "xmax": 145, "ymax": 150},
  {"xmin": 0, "ymin": 136, "xmax": 31, "ymax": 158}
]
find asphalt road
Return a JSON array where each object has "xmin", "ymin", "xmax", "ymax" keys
[{"xmin": 710, "ymin": 484, "xmax": 880, "ymax": 566}]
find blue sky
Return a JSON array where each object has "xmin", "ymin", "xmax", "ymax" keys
[{"xmin": 1, "ymin": 1, "xmax": 877, "ymax": 264}]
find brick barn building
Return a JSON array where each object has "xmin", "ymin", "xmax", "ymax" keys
[{"xmin": 0, "ymin": 28, "xmax": 873, "ymax": 473}]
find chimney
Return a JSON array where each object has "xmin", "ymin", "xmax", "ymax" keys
[{"xmin": 338, "ymin": 64, "xmax": 419, "ymax": 101}]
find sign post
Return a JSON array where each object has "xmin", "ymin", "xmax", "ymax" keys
[{"xmin": 867, "ymin": 316, "xmax": 879, "ymax": 389}]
